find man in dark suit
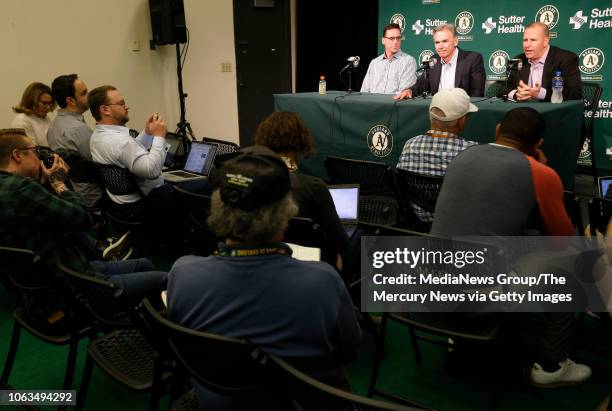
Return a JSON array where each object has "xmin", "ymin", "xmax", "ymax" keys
[
  {"xmin": 509, "ymin": 22, "xmax": 581, "ymax": 102},
  {"xmin": 396, "ymin": 24, "xmax": 485, "ymax": 99}
]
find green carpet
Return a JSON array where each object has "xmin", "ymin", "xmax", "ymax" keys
[{"xmin": 1, "ymin": 282, "xmax": 610, "ymax": 410}]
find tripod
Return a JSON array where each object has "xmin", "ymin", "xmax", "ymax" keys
[{"xmin": 174, "ymin": 42, "xmax": 194, "ymax": 164}]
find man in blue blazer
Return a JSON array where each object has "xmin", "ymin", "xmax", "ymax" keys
[{"xmin": 396, "ymin": 24, "xmax": 485, "ymax": 100}]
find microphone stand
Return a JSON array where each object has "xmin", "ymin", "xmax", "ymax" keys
[{"xmin": 422, "ymin": 67, "xmax": 431, "ymax": 99}]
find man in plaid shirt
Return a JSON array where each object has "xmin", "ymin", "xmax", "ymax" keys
[
  {"xmin": 396, "ymin": 88, "xmax": 479, "ymax": 223},
  {"xmin": 0, "ymin": 129, "xmax": 167, "ymax": 305}
]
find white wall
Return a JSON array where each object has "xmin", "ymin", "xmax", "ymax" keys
[{"xmin": 0, "ymin": 0, "xmax": 239, "ymax": 143}]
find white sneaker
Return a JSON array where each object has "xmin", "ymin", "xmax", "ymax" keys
[{"xmin": 530, "ymin": 358, "xmax": 592, "ymax": 388}]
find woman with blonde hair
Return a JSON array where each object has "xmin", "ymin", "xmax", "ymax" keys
[{"xmin": 11, "ymin": 82, "xmax": 56, "ymax": 146}]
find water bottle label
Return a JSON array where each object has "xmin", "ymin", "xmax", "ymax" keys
[{"xmin": 552, "ymin": 78, "xmax": 564, "ymax": 88}]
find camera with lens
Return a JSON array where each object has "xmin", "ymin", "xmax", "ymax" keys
[{"xmin": 37, "ymin": 147, "xmax": 56, "ymax": 168}]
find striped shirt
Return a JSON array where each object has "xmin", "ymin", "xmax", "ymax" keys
[
  {"xmin": 361, "ymin": 50, "xmax": 417, "ymax": 94},
  {"xmin": 396, "ymin": 131, "xmax": 478, "ymax": 222}
]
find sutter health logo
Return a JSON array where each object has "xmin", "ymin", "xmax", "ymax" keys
[
  {"xmin": 412, "ymin": 18, "xmax": 448, "ymax": 35},
  {"xmin": 482, "ymin": 15, "xmax": 526, "ymax": 34},
  {"xmin": 367, "ymin": 125, "xmax": 393, "ymax": 158},
  {"xmin": 489, "ymin": 50, "xmax": 510, "ymax": 75},
  {"xmin": 390, "ymin": 13, "xmax": 406, "ymax": 33},
  {"xmin": 579, "ymin": 48, "xmax": 605, "ymax": 75},
  {"xmin": 570, "ymin": 7, "xmax": 612, "ymax": 29},
  {"xmin": 536, "ymin": 5, "xmax": 560, "ymax": 30}
]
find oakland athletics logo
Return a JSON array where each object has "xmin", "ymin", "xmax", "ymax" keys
[
  {"xmin": 579, "ymin": 48, "xmax": 605, "ymax": 74},
  {"xmin": 419, "ymin": 50, "xmax": 435, "ymax": 65},
  {"xmin": 455, "ymin": 11, "xmax": 474, "ymax": 35},
  {"xmin": 390, "ymin": 14, "xmax": 406, "ymax": 33},
  {"xmin": 536, "ymin": 5, "xmax": 560, "ymax": 30},
  {"xmin": 489, "ymin": 50, "xmax": 510, "ymax": 75},
  {"xmin": 367, "ymin": 125, "xmax": 393, "ymax": 158}
]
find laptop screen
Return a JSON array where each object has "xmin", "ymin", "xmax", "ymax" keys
[
  {"xmin": 184, "ymin": 142, "xmax": 217, "ymax": 176},
  {"xmin": 139, "ymin": 134, "xmax": 181, "ymax": 168},
  {"xmin": 164, "ymin": 134, "xmax": 181, "ymax": 167},
  {"xmin": 328, "ymin": 185, "xmax": 359, "ymax": 222},
  {"xmin": 599, "ymin": 176, "xmax": 612, "ymax": 198}
]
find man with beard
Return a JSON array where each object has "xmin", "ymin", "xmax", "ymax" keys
[
  {"xmin": 47, "ymin": 74, "xmax": 103, "ymax": 207},
  {"xmin": 88, "ymin": 85, "xmax": 183, "ymax": 254}
]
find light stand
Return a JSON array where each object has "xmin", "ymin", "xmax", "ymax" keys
[{"xmin": 173, "ymin": 42, "xmax": 194, "ymax": 166}]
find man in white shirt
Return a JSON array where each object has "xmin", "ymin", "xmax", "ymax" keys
[
  {"xmin": 88, "ymin": 85, "xmax": 184, "ymax": 255},
  {"xmin": 360, "ymin": 23, "xmax": 417, "ymax": 98}
]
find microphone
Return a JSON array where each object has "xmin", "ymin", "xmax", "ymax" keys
[
  {"xmin": 416, "ymin": 57, "xmax": 437, "ymax": 72},
  {"xmin": 346, "ymin": 56, "xmax": 360, "ymax": 68},
  {"xmin": 506, "ymin": 58, "xmax": 523, "ymax": 71}
]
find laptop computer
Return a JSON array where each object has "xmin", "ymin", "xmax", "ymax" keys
[
  {"xmin": 598, "ymin": 176, "xmax": 612, "ymax": 198},
  {"xmin": 163, "ymin": 141, "xmax": 218, "ymax": 183},
  {"xmin": 328, "ymin": 184, "xmax": 360, "ymax": 237},
  {"xmin": 140, "ymin": 133, "xmax": 182, "ymax": 169}
]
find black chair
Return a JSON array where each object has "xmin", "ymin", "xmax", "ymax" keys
[
  {"xmin": 393, "ymin": 169, "xmax": 444, "ymax": 231},
  {"xmin": 94, "ymin": 163, "xmax": 146, "ymax": 241},
  {"xmin": 588, "ymin": 196, "xmax": 612, "ymax": 237},
  {"xmin": 55, "ymin": 261, "xmax": 162, "ymax": 410},
  {"xmin": 365, "ymin": 233, "xmax": 503, "ymax": 410},
  {"xmin": 578, "ymin": 82, "xmax": 603, "ymax": 185},
  {"xmin": 173, "ymin": 184, "xmax": 217, "ymax": 256},
  {"xmin": 139, "ymin": 299, "xmax": 271, "ymax": 410},
  {"xmin": 0, "ymin": 247, "xmax": 91, "ymax": 408},
  {"xmin": 563, "ymin": 190, "xmax": 584, "ymax": 234},
  {"xmin": 325, "ymin": 156, "xmax": 399, "ymax": 226},
  {"xmin": 484, "ymin": 80, "xmax": 505, "ymax": 98},
  {"xmin": 268, "ymin": 354, "xmax": 430, "ymax": 411},
  {"xmin": 129, "ymin": 129, "xmax": 140, "ymax": 138},
  {"xmin": 283, "ymin": 217, "xmax": 336, "ymax": 268},
  {"xmin": 56, "ymin": 150, "xmax": 101, "ymax": 186},
  {"xmin": 201, "ymin": 136, "xmax": 239, "ymax": 156}
]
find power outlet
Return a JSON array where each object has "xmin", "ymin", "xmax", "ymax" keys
[{"xmin": 221, "ymin": 62, "xmax": 232, "ymax": 72}]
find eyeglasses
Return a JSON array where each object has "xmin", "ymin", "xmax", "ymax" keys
[
  {"xmin": 384, "ymin": 36, "xmax": 402, "ymax": 42},
  {"xmin": 17, "ymin": 146, "xmax": 52, "ymax": 157},
  {"xmin": 37, "ymin": 101, "xmax": 54, "ymax": 107},
  {"xmin": 17, "ymin": 146, "xmax": 40, "ymax": 157},
  {"xmin": 104, "ymin": 101, "xmax": 127, "ymax": 108}
]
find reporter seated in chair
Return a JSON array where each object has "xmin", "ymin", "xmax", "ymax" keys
[
  {"xmin": 0, "ymin": 129, "xmax": 167, "ymax": 314},
  {"xmin": 254, "ymin": 111, "xmax": 349, "ymax": 270},
  {"xmin": 167, "ymin": 146, "xmax": 362, "ymax": 410}
]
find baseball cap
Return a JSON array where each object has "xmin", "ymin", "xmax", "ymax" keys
[
  {"xmin": 429, "ymin": 88, "xmax": 478, "ymax": 121},
  {"xmin": 218, "ymin": 145, "xmax": 291, "ymax": 210}
]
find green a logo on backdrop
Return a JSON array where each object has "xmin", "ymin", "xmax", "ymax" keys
[
  {"xmin": 455, "ymin": 11, "xmax": 474, "ymax": 41},
  {"xmin": 580, "ymin": 47, "xmax": 605, "ymax": 81},
  {"xmin": 488, "ymin": 50, "xmax": 510, "ymax": 80},
  {"xmin": 536, "ymin": 5, "xmax": 560, "ymax": 37},
  {"xmin": 390, "ymin": 14, "xmax": 406, "ymax": 33},
  {"xmin": 367, "ymin": 125, "xmax": 393, "ymax": 158},
  {"xmin": 419, "ymin": 50, "xmax": 435, "ymax": 64}
]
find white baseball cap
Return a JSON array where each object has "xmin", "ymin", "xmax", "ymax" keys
[{"xmin": 429, "ymin": 88, "xmax": 478, "ymax": 121}]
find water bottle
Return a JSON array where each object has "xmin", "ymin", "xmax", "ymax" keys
[
  {"xmin": 550, "ymin": 70, "xmax": 563, "ymax": 104},
  {"xmin": 318, "ymin": 75, "xmax": 326, "ymax": 95}
]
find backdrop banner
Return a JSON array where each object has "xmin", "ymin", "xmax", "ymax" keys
[{"xmin": 379, "ymin": 0, "xmax": 611, "ymax": 172}]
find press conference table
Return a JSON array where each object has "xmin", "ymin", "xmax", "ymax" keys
[{"xmin": 273, "ymin": 91, "xmax": 583, "ymax": 189}]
